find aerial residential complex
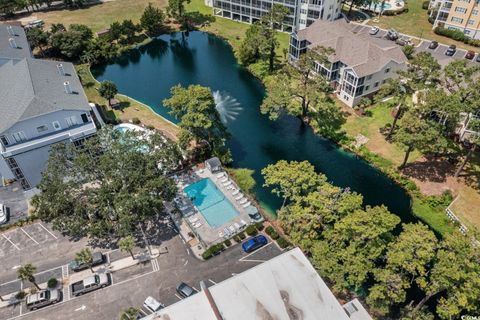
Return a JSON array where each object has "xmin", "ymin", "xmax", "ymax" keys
[
  {"xmin": 289, "ymin": 19, "xmax": 408, "ymax": 107},
  {"xmin": 208, "ymin": 0, "xmax": 342, "ymax": 31},
  {"xmin": 0, "ymin": 24, "xmax": 98, "ymax": 190},
  {"xmin": 431, "ymin": 0, "xmax": 480, "ymax": 39},
  {"xmin": 142, "ymin": 248, "xmax": 372, "ymax": 320}
]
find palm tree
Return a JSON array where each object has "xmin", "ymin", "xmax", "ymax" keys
[
  {"xmin": 118, "ymin": 236, "xmax": 136, "ymax": 260},
  {"xmin": 75, "ymin": 248, "xmax": 94, "ymax": 273},
  {"xmin": 17, "ymin": 264, "xmax": 40, "ymax": 290}
]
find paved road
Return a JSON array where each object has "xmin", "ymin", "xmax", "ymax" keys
[{"xmin": 0, "ymin": 219, "xmax": 283, "ymax": 320}]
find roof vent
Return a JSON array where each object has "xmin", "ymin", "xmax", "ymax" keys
[
  {"xmin": 8, "ymin": 38, "xmax": 17, "ymax": 49},
  {"xmin": 57, "ymin": 63, "xmax": 65, "ymax": 76},
  {"xmin": 6, "ymin": 26, "xmax": 15, "ymax": 36},
  {"xmin": 64, "ymin": 81, "xmax": 72, "ymax": 94}
]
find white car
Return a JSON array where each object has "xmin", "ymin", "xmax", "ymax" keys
[
  {"xmin": 143, "ymin": 296, "xmax": 164, "ymax": 313},
  {"xmin": 369, "ymin": 26, "xmax": 379, "ymax": 35},
  {"xmin": 0, "ymin": 204, "xmax": 7, "ymax": 225}
]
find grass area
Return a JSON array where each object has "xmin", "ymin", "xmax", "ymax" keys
[
  {"xmin": 450, "ymin": 186, "xmax": 480, "ymax": 231},
  {"xmin": 20, "ymin": 0, "xmax": 167, "ymax": 32},
  {"xmin": 411, "ymin": 198, "xmax": 455, "ymax": 235},
  {"xmin": 342, "ymin": 102, "xmax": 422, "ymax": 167},
  {"xmin": 75, "ymin": 64, "xmax": 180, "ymax": 140},
  {"xmin": 367, "ymin": 0, "xmax": 480, "ymax": 52}
]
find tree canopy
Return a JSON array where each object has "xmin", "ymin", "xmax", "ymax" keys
[
  {"xmin": 99, "ymin": 80, "xmax": 118, "ymax": 107},
  {"xmin": 140, "ymin": 3, "xmax": 165, "ymax": 36}
]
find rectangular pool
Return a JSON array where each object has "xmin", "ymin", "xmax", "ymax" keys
[{"xmin": 183, "ymin": 178, "xmax": 239, "ymax": 228}]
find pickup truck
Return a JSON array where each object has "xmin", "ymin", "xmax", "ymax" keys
[
  {"xmin": 69, "ymin": 252, "xmax": 105, "ymax": 272},
  {"xmin": 71, "ymin": 273, "xmax": 110, "ymax": 296}
]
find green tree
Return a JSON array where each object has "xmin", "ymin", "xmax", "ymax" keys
[
  {"xmin": 167, "ymin": 0, "xmax": 191, "ymax": 25},
  {"xmin": 109, "ymin": 21, "xmax": 123, "ymax": 41},
  {"xmin": 17, "ymin": 264, "xmax": 39, "ymax": 290},
  {"xmin": 394, "ymin": 110, "xmax": 446, "ymax": 168},
  {"xmin": 140, "ymin": 3, "xmax": 165, "ymax": 36},
  {"xmin": 50, "ymin": 23, "xmax": 66, "ymax": 34},
  {"xmin": 98, "ymin": 80, "xmax": 118, "ymax": 107},
  {"xmin": 228, "ymin": 168, "xmax": 256, "ymax": 193},
  {"xmin": 49, "ymin": 30, "xmax": 87, "ymax": 59},
  {"xmin": 259, "ymin": 4, "xmax": 289, "ymax": 72},
  {"xmin": 454, "ymin": 117, "xmax": 480, "ymax": 178},
  {"xmin": 118, "ymin": 235, "xmax": 136, "ymax": 259},
  {"xmin": 26, "ymin": 27, "xmax": 48, "ymax": 56},
  {"xmin": 120, "ymin": 307, "xmax": 140, "ymax": 320},
  {"xmin": 69, "ymin": 24, "xmax": 93, "ymax": 42},
  {"xmin": 238, "ymin": 23, "xmax": 262, "ymax": 65},
  {"xmin": 32, "ymin": 127, "xmax": 180, "ymax": 240},
  {"xmin": 75, "ymin": 248, "xmax": 94, "ymax": 273},
  {"xmin": 82, "ymin": 38, "xmax": 119, "ymax": 66},
  {"xmin": 346, "ymin": 0, "xmax": 369, "ymax": 17},
  {"xmin": 163, "ymin": 84, "xmax": 232, "ymax": 163},
  {"xmin": 120, "ymin": 20, "xmax": 139, "ymax": 43},
  {"xmin": 402, "ymin": 44, "xmax": 415, "ymax": 59}
]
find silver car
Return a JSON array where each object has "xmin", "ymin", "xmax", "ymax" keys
[
  {"xmin": 0, "ymin": 204, "xmax": 7, "ymax": 225},
  {"xmin": 26, "ymin": 289, "xmax": 61, "ymax": 310}
]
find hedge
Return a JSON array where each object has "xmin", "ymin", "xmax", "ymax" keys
[
  {"xmin": 255, "ymin": 222, "xmax": 265, "ymax": 231},
  {"xmin": 202, "ymin": 243, "xmax": 225, "ymax": 260},
  {"xmin": 276, "ymin": 237, "xmax": 291, "ymax": 249},
  {"xmin": 245, "ymin": 225, "xmax": 258, "ymax": 236},
  {"xmin": 265, "ymin": 226, "xmax": 279, "ymax": 240},
  {"xmin": 238, "ymin": 232, "xmax": 246, "ymax": 240},
  {"xmin": 224, "ymin": 239, "xmax": 232, "ymax": 247},
  {"xmin": 434, "ymin": 27, "xmax": 480, "ymax": 47}
]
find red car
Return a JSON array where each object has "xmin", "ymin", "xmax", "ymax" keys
[{"xmin": 465, "ymin": 50, "xmax": 476, "ymax": 60}]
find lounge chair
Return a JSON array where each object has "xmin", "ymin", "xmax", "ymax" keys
[
  {"xmin": 188, "ymin": 216, "xmax": 199, "ymax": 224},
  {"xmin": 216, "ymin": 172, "xmax": 225, "ymax": 179},
  {"xmin": 238, "ymin": 198, "xmax": 248, "ymax": 204},
  {"xmin": 231, "ymin": 189, "xmax": 240, "ymax": 195},
  {"xmin": 220, "ymin": 177, "xmax": 228, "ymax": 183},
  {"xmin": 224, "ymin": 227, "xmax": 231, "ymax": 237},
  {"xmin": 223, "ymin": 181, "xmax": 232, "ymax": 187},
  {"xmin": 242, "ymin": 202, "xmax": 251, "ymax": 208},
  {"xmin": 240, "ymin": 219, "xmax": 247, "ymax": 228},
  {"xmin": 234, "ymin": 193, "xmax": 244, "ymax": 200},
  {"xmin": 226, "ymin": 185, "xmax": 234, "ymax": 190},
  {"xmin": 218, "ymin": 231, "xmax": 224, "ymax": 238},
  {"xmin": 193, "ymin": 222, "xmax": 202, "ymax": 228},
  {"xmin": 229, "ymin": 225, "xmax": 236, "ymax": 234},
  {"xmin": 234, "ymin": 222, "xmax": 241, "ymax": 230}
]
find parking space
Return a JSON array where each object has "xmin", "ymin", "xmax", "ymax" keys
[{"xmin": 0, "ymin": 182, "xmax": 30, "ymax": 225}]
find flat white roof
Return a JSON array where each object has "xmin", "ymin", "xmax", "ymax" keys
[{"xmin": 143, "ymin": 248, "xmax": 372, "ymax": 320}]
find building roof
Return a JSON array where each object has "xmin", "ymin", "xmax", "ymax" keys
[
  {"xmin": 0, "ymin": 24, "xmax": 32, "ymax": 59},
  {"xmin": 296, "ymin": 19, "xmax": 408, "ymax": 77},
  {"xmin": 0, "ymin": 24, "xmax": 90, "ymax": 134},
  {"xmin": 143, "ymin": 248, "xmax": 372, "ymax": 320},
  {"xmin": 205, "ymin": 157, "xmax": 222, "ymax": 168}
]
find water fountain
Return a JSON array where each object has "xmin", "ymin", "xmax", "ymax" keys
[{"xmin": 213, "ymin": 91, "xmax": 243, "ymax": 124}]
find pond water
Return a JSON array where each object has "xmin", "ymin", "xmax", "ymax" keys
[{"xmin": 92, "ymin": 31, "xmax": 414, "ymax": 222}]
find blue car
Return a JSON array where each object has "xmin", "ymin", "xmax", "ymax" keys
[{"xmin": 242, "ymin": 235, "xmax": 268, "ymax": 253}]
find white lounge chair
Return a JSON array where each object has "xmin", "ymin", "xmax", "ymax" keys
[
  {"xmin": 238, "ymin": 198, "xmax": 248, "ymax": 204},
  {"xmin": 226, "ymin": 185, "xmax": 234, "ymax": 190},
  {"xmin": 224, "ymin": 227, "xmax": 231, "ymax": 237},
  {"xmin": 240, "ymin": 219, "xmax": 247, "ymax": 228},
  {"xmin": 234, "ymin": 193, "xmax": 244, "ymax": 200},
  {"xmin": 220, "ymin": 177, "xmax": 228, "ymax": 183},
  {"xmin": 193, "ymin": 222, "xmax": 202, "ymax": 228},
  {"xmin": 223, "ymin": 181, "xmax": 232, "ymax": 187},
  {"xmin": 234, "ymin": 222, "xmax": 241, "ymax": 230},
  {"xmin": 229, "ymin": 225, "xmax": 236, "ymax": 234},
  {"xmin": 216, "ymin": 172, "xmax": 225, "ymax": 179},
  {"xmin": 188, "ymin": 217, "xmax": 199, "ymax": 224},
  {"xmin": 242, "ymin": 202, "xmax": 251, "ymax": 208},
  {"xmin": 231, "ymin": 189, "xmax": 240, "ymax": 195}
]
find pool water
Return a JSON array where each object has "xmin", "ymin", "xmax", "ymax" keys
[{"xmin": 183, "ymin": 178, "xmax": 239, "ymax": 228}]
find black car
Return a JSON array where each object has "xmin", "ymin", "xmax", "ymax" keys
[
  {"xmin": 476, "ymin": 54, "xmax": 480, "ymax": 63},
  {"xmin": 445, "ymin": 45, "xmax": 456, "ymax": 56},
  {"xmin": 69, "ymin": 252, "xmax": 105, "ymax": 272},
  {"xmin": 176, "ymin": 282, "xmax": 197, "ymax": 298},
  {"xmin": 428, "ymin": 41, "xmax": 438, "ymax": 49}
]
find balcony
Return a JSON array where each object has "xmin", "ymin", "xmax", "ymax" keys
[{"xmin": 1, "ymin": 122, "xmax": 97, "ymax": 157}]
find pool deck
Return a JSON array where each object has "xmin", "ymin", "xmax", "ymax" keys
[{"xmin": 173, "ymin": 169, "xmax": 257, "ymax": 247}]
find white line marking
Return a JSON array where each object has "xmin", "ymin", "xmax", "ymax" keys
[
  {"xmin": 12, "ymin": 265, "xmax": 21, "ymax": 270},
  {"xmin": 240, "ymin": 259, "xmax": 267, "ymax": 263},
  {"xmin": 175, "ymin": 294, "xmax": 183, "ymax": 300},
  {"xmin": 183, "ymin": 260, "xmax": 188, "ymax": 266},
  {"xmin": 20, "ymin": 228, "xmax": 39, "ymax": 244},
  {"xmin": 239, "ymin": 242, "xmax": 272, "ymax": 261},
  {"xmin": 2, "ymin": 234, "xmax": 20, "ymax": 250},
  {"xmin": 38, "ymin": 223, "xmax": 58, "ymax": 239},
  {"xmin": 74, "ymin": 305, "xmax": 86, "ymax": 311},
  {"xmin": 208, "ymin": 279, "xmax": 217, "ymax": 285},
  {"xmin": 193, "ymin": 286, "xmax": 199, "ymax": 292},
  {"xmin": 186, "ymin": 249, "xmax": 190, "ymax": 255}
]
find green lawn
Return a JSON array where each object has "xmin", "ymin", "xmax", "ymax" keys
[{"xmin": 367, "ymin": 0, "xmax": 479, "ymax": 52}]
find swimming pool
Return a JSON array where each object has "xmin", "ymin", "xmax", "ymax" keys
[{"xmin": 183, "ymin": 178, "xmax": 239, "ymax": 228}]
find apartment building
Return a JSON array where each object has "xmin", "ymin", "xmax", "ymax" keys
[
  {"xmin": 208, "ymin": 0, "xmax": 342, "ymax": 32},
  {"xmin": 431, "ymin": 0, "xmax": 480, "ymax": 39},
  {"xmin": 289, "ymin": 19, "xmax": 408, "ymax": 107},
  {"xmin": 0, "ymin": 24, "xmax": 98, "ymax": 190}
]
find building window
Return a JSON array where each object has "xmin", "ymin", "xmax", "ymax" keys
[
  {"xmin": 0, "ymin": 135, "xmax": 9, "ymax": 147},
  {"xmin": 52, "ymin": 121, "xmax": 61, "ymax": 131},
  {"xmin": 382, "ymin": 79, "xmax": 386, "ymax": 84},
  {"xmin": 81, "ymin": 113, "xmax": 89, "ymax": 123},
  {"xmin": 65, "ymin": 116, "xmax": 78, "ymax": 127},
  {"xmin": 455, "ymin": 6, "xmax": 467, "ymax": 13},
  {"xmin": 300, "ymin": 9, "xmax": 307, "ymax": 14},
  {"xmin": 467, "ymin": 19, "xmax": 475, "ymax": 25},
  {"xmin": 374, "ymin": 81, "xmax": 379, "ymax": 87},
  {"xmin": 12, "ymin": 131, "xmax": 27, "ymax": 143},
  {"xmin": 451, "ymin": 17, "xmax": 464, "ymax": 23},
  {"xmin": 343, "ymin": 95, "xmax": 349, "ymax": 101},
  {"xmin": 385, "ymin": 68, "xmax": 390, "ymax": 73},
  {"xmin": 299, "ymin": 19, "xmax": 306, "ymax": 24},
  {"xmin": 365, "ymin": 85, "xmax": 370, "ymax": 91},
  {"xmin": 36, "ymin": 125, "xmax": 48, "ymax": 133},
  {"xmin": 465, "ymin": 29, "xmax": 472, "ymax": 34},
  {"xmin": 473, "ymin": 9, "xmax": 478, "ymax": 15}
]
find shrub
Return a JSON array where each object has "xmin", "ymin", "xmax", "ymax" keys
[
  {"xmin": 15, "ymin": 290, "xmax": 26, "ymax": 300},
  {"xmin": 224, "ymin": 239, "xmax": 232, "ymax": 247},
  {"xmin": 255, "ymin": 222, "xmax": 264, "ymax": 231},
  {"xmin": 434, "ymin": 26, "xmax": 480, "ymax": 47},
  {"xmin": 202, "ymin": 243, "xmax": 225, "ymax": 260},
  {"xmin": 47, "ymin": 278, "xmax": 58, "ymax": 289},
  {"xmin": 233, "ymin": 235, "xmax": 241, "ymax": 242},
  {"xmin": 422, "ymin": 1, "xmax": 429, "ymax": 9},
  {"xmin": 132, "ymin": 117, "xmax": 141, "ymax": 124},
  {"xmin": 146, "ymin": 124, "xmax": 155, "ymax": 130},
  {"xmin": 245, "ymin": 225, "xmax": 258, "ymax": 236},
  {"xmin": 238, "ymin": 232, "xmax": 246, "ymax": 240},
  {"xmin": 265, "ymin": 226, "xmax": 279, "ymax": 240},
  {"xmin": 29, "ymin": 287, "xmax": 38, "ymax": 294},
  {"xmin": 276, "ymin": 237, "xmax": 291, "ymax": 249}
]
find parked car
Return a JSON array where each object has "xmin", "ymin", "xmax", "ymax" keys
[
  {"xmin": 176, "ymin": 282, "xmax": 196, "ymax": 298},
  {"xmin": 395, "ymin": 38, "xmax": 408, "ymax": 46},
  {"xmin": 26, "ymin": 289, "xmax": 61, "ymax": 310},
  {"xmin": 25, "ymin": 19, "xmax": 44, "ymax": 29},
  {"xmin": 386, "ymin": 29, "xmax": 399, "ymax": 40},
  {"xmin": 476, "ymin": 55, "xmax": 480, "ymax": 63},
  {"xmin": 242, "ymin": 235, "xmax": 268, "ymax": 253},
  {"xmin": 143, "ymin": 296, "xmax": 165, "ymax": 313},
  {"xmin": 69, "ymin": 252, "xmax": 105, "ymax": 272},
  {"xmin": 428, "ymin": 41, "xmax": 438, "ymax": 49},
  {"xmin": 0, "ymin": 203, "xmax": 7, "ymax": 225},
  {"xmin": 369, "ymin": 26, "xmax": 379, "ymax": 35},
  {"xmin": 465, "ymin": 50, "xmax": 476, "ymax": 60},
  {"xmin": 445, "ymin": 45, "xmax": 456, "ymax": 56},
  {"xmin": 71, "ymin": 273, "xmax": 110, "ymax": 296}
]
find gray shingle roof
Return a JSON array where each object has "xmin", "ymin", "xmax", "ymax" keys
[
  {"xmin": 0, "ymin": 24, "xmax": 90, "ymax": 134},
  {"xmin": 297, "ymin": 19, "xmax": 408, "ymax": 77},
  {"xmin": 0, "ymin": 24, "xmax": 32, "ymax": 59}
]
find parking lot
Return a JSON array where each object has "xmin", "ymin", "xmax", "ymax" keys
[
  {"xmin": 0, "ymin": 217, "xmax": 283, "ymax": 320},
  {"xmin": 0, "ymin": 182, "xmax": 30, "ymax": 225}
]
